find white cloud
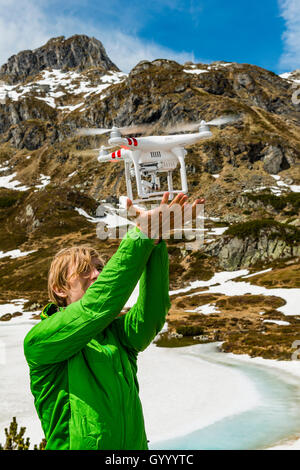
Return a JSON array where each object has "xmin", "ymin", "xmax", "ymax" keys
[
  {"xmin": 0, "ymin": 0, "xmax": 50, "ymax": 65},
  {"xmin": 103, "ymin": 32, "xmax": 197, "ymax": 72},
  {"xmin": 0, "ymin": 0, "xmax": 202, "ymax": 74},
  {"xmin": 278, "ymin": 0, "xmax": 300, "ymax": 71}
]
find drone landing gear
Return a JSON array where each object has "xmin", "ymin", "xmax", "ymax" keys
[
  {"xmin": 124, "ymin": 148, "xmax": 188, "ymax": 204},
  {"xmin": 167, "ymin": 171, "xmax": 174, "ymax": 199},
  {"xmin": 172, "ymin": 147, "xmax": 188, "ymax": 194},
  {"xmin": 124, "ymin": 160, "xmax": 133, "ymax": 201}
]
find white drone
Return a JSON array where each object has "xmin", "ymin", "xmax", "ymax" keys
[{"xmin": 77, "ymin": 115, "xmax": 238, "ymax": 203}]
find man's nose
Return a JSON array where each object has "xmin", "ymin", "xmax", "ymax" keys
[{"xmin": 90, "ymin": 267, "xmax": 100, "ymax": 279}]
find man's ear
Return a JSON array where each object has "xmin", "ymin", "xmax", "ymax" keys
[{"xmin": 53, "ymin": 286, "xmax": 68, "ymax": 299}]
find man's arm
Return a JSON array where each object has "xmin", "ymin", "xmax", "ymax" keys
[
  {"xmin": 113, "ymin": 240, "xmax": 171, "ymax": 352},
  {"xmin": 24, "ymin": 227, "xmax": 154, "ymax": 366}
]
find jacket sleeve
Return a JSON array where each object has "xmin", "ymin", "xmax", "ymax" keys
[
  {"xmin": 113, "ymin": 240, "xmax": 171, "ymax": 352},
  {"xmin": 24, "ymin": 226, "xmax": 155, "ymax": 366}
]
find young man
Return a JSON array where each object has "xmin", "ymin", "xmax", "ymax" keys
[{"xmin": 24, "ymin": 192, "xmax": 203, "ymax": 450}]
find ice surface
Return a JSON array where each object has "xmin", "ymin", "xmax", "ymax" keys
[{"xmin": 137, "ymin": 343, "xmax": 261, "ymax": 443}]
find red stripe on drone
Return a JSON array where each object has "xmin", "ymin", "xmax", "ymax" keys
[
  {"xmin": 117, "ymin": 149, "xmax": 121, "ymax": 158},
  {"xmin": 127, "ymin": 138, "xmax": 132, "ymax": 145},
  {"xmin": 132, "ymin": 137, "xmax": 138, "ymax": 147},
  {"xmin": 112, "ymin": 151, "xmax": 116, "ymax": 159}
]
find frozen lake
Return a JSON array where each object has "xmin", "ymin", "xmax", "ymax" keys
[{"xmin": 139, "ymin": 343, "xmax": 300, "ymax": 450}]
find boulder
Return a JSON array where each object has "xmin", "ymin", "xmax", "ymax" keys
[
  {"xmin": 262, "ymin": 146, "xmax": 283, "ymax": 174},
  {"xmin": 204, "ymin": 221, "xmax": 300, "ymax": 270}
]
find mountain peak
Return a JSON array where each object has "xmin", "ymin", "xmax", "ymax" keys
[{"xmin": 0, "ymin": 34, "xmax": 119, "ymax": 84}]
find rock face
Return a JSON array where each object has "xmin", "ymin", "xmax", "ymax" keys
[
  {"xmin": 205, "ymin": 222, "xmax": 300, "ymax": 270},
  {"xmin": 263, "ymin": 145, "xmax": 283, "ymax": 174},
  {"xmin": 0, "ymin": 35, "xmax": 119, "ymax": 83}
]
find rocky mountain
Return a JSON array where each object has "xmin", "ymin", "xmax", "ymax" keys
[
  {"xmin": 0, "ymin": 35, "xmax": 119, "ymax": 84},
  {"xmin": 280, "ymin": 69, "xmax": 300, "ymax": 83},
  {"xmin": 0, "ymin": 34, "xmax": 299, "ymax": 359}
]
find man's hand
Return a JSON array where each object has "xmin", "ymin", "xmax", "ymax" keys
[{"xmin": 126, "ymin": 192, "xmax": 205, "ymax": 241}]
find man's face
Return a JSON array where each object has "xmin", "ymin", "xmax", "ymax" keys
[{"xmin": 65, "ymin": 257, "xmax": 102, "ymax": 305}]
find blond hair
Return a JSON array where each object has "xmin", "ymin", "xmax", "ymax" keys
[{"xmin": 48, "ymin": 245, "xmax": 104, "ymax": 307}]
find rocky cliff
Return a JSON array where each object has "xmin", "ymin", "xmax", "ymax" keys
[
  {"xmin": 0, "ymin": 35, "xmax": 119, "ymax": 84},
  {"xmin": 204, "ymin": 219, "xmax": 300, "ymax": 270}
]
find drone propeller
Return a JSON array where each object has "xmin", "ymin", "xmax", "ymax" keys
[
  {"xmin": 166, "ymin": 114, "xmax": 240, "ymax": 133},
  {"xmin": 206, "ymin": 115, "xmax": 240, "ymax": 126},
  {"xmin": 72, "ymin": 144, "xmax": 115, "ymax": 157},
  {"xmin": 76, "ymin": 124, "xmax": 152, "ymax": 137},
  {"xmin": 100, "ymin": 144, "xmax": 115, "ymax": 150}
]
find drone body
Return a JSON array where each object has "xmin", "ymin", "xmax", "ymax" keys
[
  {"xmin": 97, "ymin": 122, "xmax": 212, "ymax": 202},
  {"xmin": 77, "ymin": 115, "xmax": 238, "ymax": 203}
]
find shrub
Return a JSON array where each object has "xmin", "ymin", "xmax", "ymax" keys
[
  {"xmin": 224, "ymin": 218, "xmax": 300, "ymax": 245},
  {"xmin": 0, "ymin": 189, "xmax": 26, "ymax": 209},
  {"xmin": 0, "ymin": 417, "xmax": 30, "ymax": 450},
  {"xmin": 176, "ymin": 325, "xmax": 204, "ymax": 336},
  {"xmin": 0, "ymin": 417, "xmax": 46, "ymax": 450},
  {"xmin": 246, "ymin": 192, "xmax": 300, "ymax": 212}
]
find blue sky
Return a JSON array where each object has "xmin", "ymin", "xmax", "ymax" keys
[
  {"xmin": 0, "ymin": 0, "xmax": 299, "ymax": 74},
  {"xmin": 136, "ymin": 0, "xmax": 285, "ymax": 71}
]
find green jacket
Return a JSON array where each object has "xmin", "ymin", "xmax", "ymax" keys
[{"xmin": 23, "ymin": 227, "xmax": 170, "ymax": 450}]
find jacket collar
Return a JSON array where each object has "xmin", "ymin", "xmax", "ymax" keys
[{"xmin": 40, "ymin": 303, "xmax": 60, "ymax": 320}]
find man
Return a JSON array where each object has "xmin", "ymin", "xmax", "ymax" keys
[{"xmin": 24, "ymin": 192, "xmax": 203, "ymax": 450}]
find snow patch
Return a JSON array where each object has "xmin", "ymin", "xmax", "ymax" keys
[
  {"xmin": 263, "ymin": 319, "xmax": 290, "ymax": 326},
  {"xmin": 186, "ymin": 303, "xmax": 220, "ymax": 315},
  {"xmin": 242, "ymin": 268, "xmax": 272, "ymax": 279},
  {"xmin": 35, "ymin": 174, "xmax": 50, "ymax": 189},
  {"xmin": 171, "ymin": 269, "xmax": 299, "ymax": 317},
  {"xmin": 0, "ymin": 69, "xmax": 127, "ymax": 109},
  {"xmin": 0, "ymin": 249, "xmax": 36, "ymax": 259},
  {"xmin": 208, "ymin": 227, "xmax": 228, "ymax": 236},
  {"xmin": 0, "ymin": 173, "xmax": 29, "ymax": 191},
  {"xmin": 279, "ymin": 72, "xmax": 300, "ymax": 84},
  {"xmin": 183, "ymin": 68, "xmax": 209, "ymax": 75},
  {"xmin": 270, "ymin": 174, "xmax": 300, "ymax": 193}
]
